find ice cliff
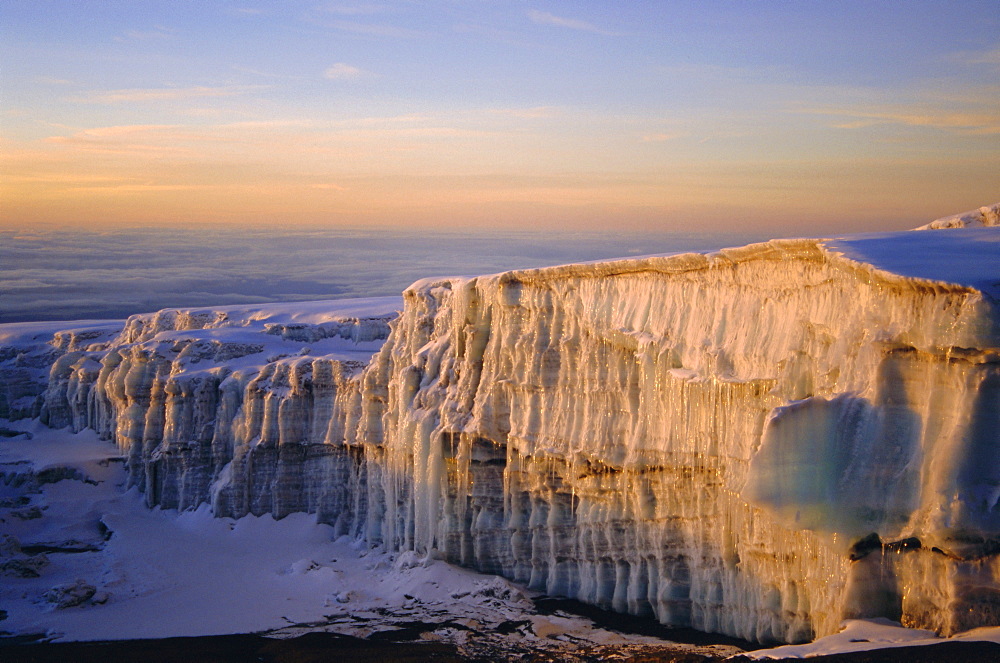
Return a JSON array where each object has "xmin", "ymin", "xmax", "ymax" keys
[{"xmin": 3, "ymin": 206, "xmax": 999, "ymax": 644}]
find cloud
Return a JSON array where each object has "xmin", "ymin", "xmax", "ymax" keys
[
  {"xmin": 70, "ymin": 85, "xmax": 268, "ymax": 104},
  {"xmin": 56, "ymin": 124, "xmax": 182, "ymax": 138},
  {"xmin": 798, "ymin": 107, "xmax": 1000, "ymax": 135},
  {"xmin": 43, "ymin": 124, "xmax": 206, "ymax": 157},
  {"xmin": 489, "ymin": 106, "xmax": 560, "ymax": 119},
  {"xmin": 318, "ymin": 4, "xmax": 386, "ymax": 16},
  {"xmin": 527, "ymin": 10, "xmax": 617, "ymax": 35},
  {"xmin": 323, "ymin": 20, "xmax": 424, "ymax": 38},
  {"xmin": 5, "ymin": 173, "xmax": 126, "ymax": 185},
  {"xmin": 350, "ymin": 114, "xmax": 429, "ymax": 126},
  {"xmin": 1, "ymin": 225, "xmax": 738, "ymax": 323},
  {"xmin": 67, "ymin": 184, "xmax": 215, "ymax": 194},
  {"xmin": 35, "ymin": 76, "xmax": 73, "ymax": 86},
  {"xmin": 221, "ymin": 119, "xmax": 317, "ymax": 130},
  {"xmin": 948, "ymin": 45, "xmax": 1000, "ymax": 66},
  {"xmin": 642, "ymin": 132, "xmax": 682, "ymax": 142},
  {"xmin": 324, "ymin": 63, "xmax": 366, "ymax": 80},
  {"xmin": 118, "ymin": 26, "xmax": 175, "ymax": 41}
]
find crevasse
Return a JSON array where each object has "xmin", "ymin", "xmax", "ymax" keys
[{"xmin": 16, "ymin": 220, "xmax": 1000, "ymax": 644}]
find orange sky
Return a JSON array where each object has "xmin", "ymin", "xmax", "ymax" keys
[{"xmin": 3, "ymin": 2, "xmax": 998, "ymax": 234}]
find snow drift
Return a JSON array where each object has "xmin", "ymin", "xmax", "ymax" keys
[{"xmin": 3, "ymin": 204, "xmax": 999, "ymax": 644}]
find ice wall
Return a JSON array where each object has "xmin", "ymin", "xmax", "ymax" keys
[
  {"xmin": 8, "ymin": 216, "xmax": 999, "ymax": 644},
  {"xmin": 357, "ymin": 230, "xmax": 1000, "ymax": 642},
  {"xmin": 31, "ymin": 300, "xmax": 399, "ymax": 535}
]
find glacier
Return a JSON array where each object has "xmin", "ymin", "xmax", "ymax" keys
[{"xmin": 2, "ymin": 204, "xmax": 999, "ymax": 645}]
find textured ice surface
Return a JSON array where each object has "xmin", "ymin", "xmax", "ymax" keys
[
  {"xmin": 2, "ymin": 207, "xmax": 999, "ymax": 645},
  {"xmin": 357, "ymin": 227, "xmax": 999, "ymax": 642}
]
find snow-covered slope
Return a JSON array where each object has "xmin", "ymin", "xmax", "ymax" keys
[
  {"xmin": 912, "ymin": 202, "xmax": 1000, "ymax": 229},
  {"xmin": 2, "ymin": 207, "xmax": 999, "ymax": 646}
]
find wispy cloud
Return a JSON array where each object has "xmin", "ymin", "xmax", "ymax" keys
[
  {"xmin": 489, "ymin": 106, "xmax": 560, "ymax": 119},
  {"xmin": 221, "ymin": 119, "xmax": 317, "ymax": 130},
  {"xmin": 35, "ymin": 76, "xmax": 73, "ymax": 86},
  {"xmin": 352, "ymin": 114, "xmax": 429, "ymax": 125},
  {"xmin": 324, "ymin": 63, "xmax": 367, "ymax": 80},
  {"xmin": 45, "ymin": 125, "xmax": 197, "ymax": 156},
  {"xmin": 527, "ymin": 10, "xmax": 618, "ymax": 36},
  {"xmin": 68, "ymin": 183, "xmax": 214, "ymax": 194},
  {"xmin": 797, "ymin": 107, "xmax": 1000, "ymax": 135},
  {"xmin": 641, "ymin": 132, "xmax": 682, "ymax": 142},
  {"xmin": 52, "ymin": 124, "xmax": 182, "ymax": 138},
  {"xmin": 948, "ymin": 45, "xmax": 1000, "ymax": 66},
  {"xmin": 323, "ymin": 20, "xmax": 424, "ymax": 38},
  {"xmin": 70, "ymin": 85, "xmax": 268, "ymax": 104},
  {"xmin": 37, "ymin": 116, "xmax": 487, "ymax": 162},
  {"xmin": 318, "ymin": 3, "xmax": 386, "ymax": 16},
  {"xmin": 117, "ymin": 26, "xmax": 175, "ymax": 41},
  {"xmin": 232, "ymin": 65, "xmax": 298, "ymax": 79},
  {"xmin": 5, "ymin": 173, "xmax": 125, "ymax": 185}
]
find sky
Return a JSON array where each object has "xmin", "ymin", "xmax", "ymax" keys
[{"xmin": 2, "ymin": 1, "xmax": 998, "ymax": 234}]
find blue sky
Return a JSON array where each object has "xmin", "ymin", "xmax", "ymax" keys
[{"xmin": 2, "ymin": 1, "xmax": 998, "ymax": 232}]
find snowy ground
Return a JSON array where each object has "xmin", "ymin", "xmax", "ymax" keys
[
  {"xmin": 0, "ymin": 419, "xmax": 741, "ymax": 660},
  {"xmin": 744, "ymin": 619, "xmax": 1000, "ymax": 659},
  {"xmin": 4, "ymin": 418, "xmax": 999, "ymax": 661}
]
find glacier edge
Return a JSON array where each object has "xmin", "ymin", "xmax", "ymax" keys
[{"xmin": 2, "ymin": 214, "xmax": 998, "ymax": 644}]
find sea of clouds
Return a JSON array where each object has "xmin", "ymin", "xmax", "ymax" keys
[{"xmin": 0, "ymin": 225, "xmax": 769, "ymax": 324}]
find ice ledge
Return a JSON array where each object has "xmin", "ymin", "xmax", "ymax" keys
[
  {"xmin": 823, "ymin": 226, "xmax": 1000, "ymax": 301},
  {"xmin": 408, "ymin": 220, "xmax": 1000, "ymax": 304}
]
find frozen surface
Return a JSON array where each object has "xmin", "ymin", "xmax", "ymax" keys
[
  {"xmin": 912, "ymin": 202, "xmax": 1000, "ymax": 230},
  {"xmin": 0, "ymin": 421, "xmax": 739, "ymax": 659},
  {"xmin": 358, "ymin": 220, "xmax": 999, "ymax": 642},
  {"xmin": 2, "ymin": 420, "xmax": 362, "ymax": 640},
  {"xmin": 825, "ymin": 226, "xmax": 1000, "ymax": 298},
  {"xmin": 1, "ymin": 205, "xmax": 999, "ymax": 649},
  {"xmin": 749, "ymin": 618, "xmax": 1000, "ymax": 659}
]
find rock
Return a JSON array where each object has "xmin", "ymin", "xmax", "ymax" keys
[
  {"xmin": 43, "ymin": 580, "xmax": 98, "ymax": 609},
  {"xmin": 0, "ymin": 533, "xmax": 22, "ymax": 557},
  {"xmin": 1, "ymin": 554, "xmax": 50, "ymax": 578}
]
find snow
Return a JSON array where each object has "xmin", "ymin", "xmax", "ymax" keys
[
  {"xmin": 912, "ymin": 202, "xmax": 1000, "ymax": 230},
  {"xmin": 0, "ymin": 320, "xmax": 121, "ymax": 348},
  {"xmin": 823, "ymin": 227, "xmax": 1000, "ymax": 298},
  {"xmin": 0, "ymin": 420, "xmax": 739, "ymax": 659},
  {"xmin": 749, "ymin": 619, "xmax": 1000, "ymax": 659},
  {"xmin": 2, "ymin": 420, "xmax": 359, "ymax": 640}
]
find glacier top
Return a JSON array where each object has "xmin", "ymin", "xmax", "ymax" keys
[{"xmin": 823, "ymin": 227, "xmax": 1000, "ymax": 299}]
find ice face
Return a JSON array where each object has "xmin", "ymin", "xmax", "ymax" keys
[
  {"xmin": 4, "ymin": 214, "xmax": 999, "ymax": 644},
  {"xmin": 356, "ymin": 234, "xmax": 999, "ymax": 641}
]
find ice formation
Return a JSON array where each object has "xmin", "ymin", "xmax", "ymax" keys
[{"xmin": 2, "ymin": 205, "xmax": 999, "ymax": 644}]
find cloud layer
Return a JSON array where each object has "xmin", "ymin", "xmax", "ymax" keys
[{"xmin": 0, "ymin": 227, "xmax": 769, "ymax": 323}]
